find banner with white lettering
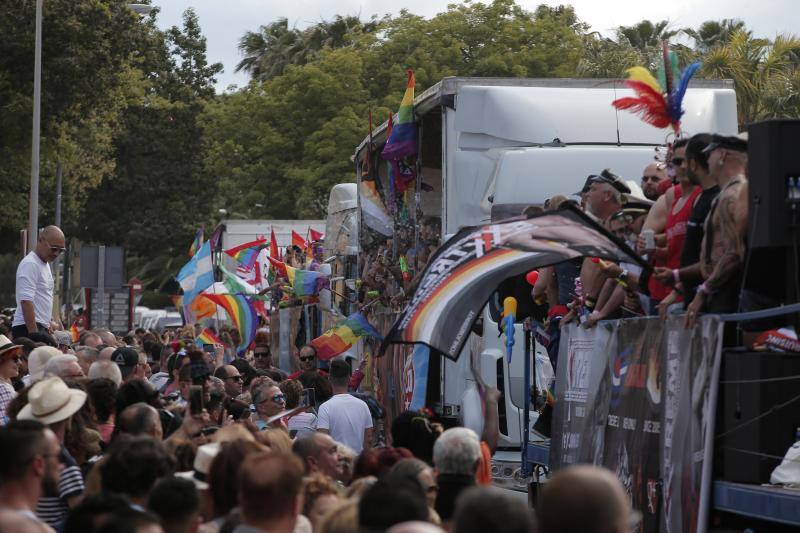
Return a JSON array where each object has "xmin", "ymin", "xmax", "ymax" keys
[{"xmin": 550, "ymin": 315, "xmax": 722, "ymax": 533}]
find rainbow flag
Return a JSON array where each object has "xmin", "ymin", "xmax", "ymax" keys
[
  {"xmin": 310, "ymin": 312, "xmax": 382, "ymax": 360},
  {"xmin": 382, "ymin": 70, "xmax": 417, "ymax": 192},
  {"xmin": 267, "ymin": 258, "xmax": 327, "ymax": 297},
  {"xmin": 225, "ymin": 239, "xmax": 267, "ymax": 269},
  {"xmin": 203, "ymin": 294, "xmax": 259, "ymax": 355},
  {"xmin": 188, "ymin": 227, "xmax": 204, "ymax": 257},
  {"xmin": 195, "ymin": 328, "xmax": 226, "ymax": 348}
]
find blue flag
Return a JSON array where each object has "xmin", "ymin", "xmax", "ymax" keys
[{"xmin": 176, "ymin": 240, "xmax": 214, "ymax": 308}]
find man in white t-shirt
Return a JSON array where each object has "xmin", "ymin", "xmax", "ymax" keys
[
  {"xmin": 317, "ymin": 358, "xmax": 373, "ymax": 454},
  {"xmin": 12, "ymin": 226, "xmax": 65, "ymax": 340}
]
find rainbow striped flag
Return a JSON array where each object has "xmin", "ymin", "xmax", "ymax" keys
[
  {"xmin": 188, "ymin": 228, "xmax": 204, "ymax": 257},
  {"xmin": 382, "ymin": 70, "xmax": 417, "ymax": 160},
  {"xmin": 266, "ymin": 257, "xmax": 328, "ymax": 297},
  {"xmin": 225, "ymin": 239, "xmax": 267, "ymax": 269},
  {"xmin": 195, "ymin": 328, "xmax": 226, "ymax": 348},
  {"xmin": 202, "ymin": 294, "xmax": 259, "ymax": 355},
  {"xmin": 310, "ymin": 312, "xmax": 382, "ymax": 360}
]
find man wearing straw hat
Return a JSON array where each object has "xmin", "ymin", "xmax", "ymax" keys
[{"xmin": 18, "ymin": 377, "xmax": 87, "ymax": 529}]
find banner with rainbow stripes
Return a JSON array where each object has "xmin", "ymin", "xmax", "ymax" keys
[
  {"xmin": 202, "ymin": 294, "xmax": 259, "ymax": 355},
  {"xmin": 195, "ymin": 328, "xmax": 226, "ymax": 349},
  {"xmin": 310, "ymin": 312, "xmax": 382, "ymax": 360},
  {"xmin": 267, "ymin": 257, "xmax": 328, "ymax": 297}
]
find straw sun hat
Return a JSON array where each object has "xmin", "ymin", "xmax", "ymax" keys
[{"xmin": 18, "ymin": 376, "xmax": 87, "ymax": 425}]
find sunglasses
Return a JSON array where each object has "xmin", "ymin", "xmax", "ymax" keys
[
  {"xmin": 299, "ymin": 356, "xmax": 315, "ymax": 362},
  {"xmin": 253, "ymin": 352, "xmax": 270, "ymax": 358},
  {"xmin": 224, "ymin": 375, "xmax": 243, "ymax": 382},
  {"xmin": 641, "ymin": 175, "xmax": 661, "ymax": 182},
  {"xmin": 670, "ymin": 157, "xmax": 685, "ymax": 166},
  {"xmin": 272, "ymin": 393, "xmax": 286, "ymax": 403}
]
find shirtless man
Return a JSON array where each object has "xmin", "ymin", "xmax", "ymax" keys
[{"xmin": 686, "ymin": 134, "xmax": 748, "ymax": 326}]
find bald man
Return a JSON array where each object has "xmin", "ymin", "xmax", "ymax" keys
[
  {"xmin": 12, "ymin": 226, "xmax": 65, "ymax": 340},
  {"xmin": 640, "ymin": 162, "xmax": 667, "ymax": 201},
  {"xmin": 536, "ymin": 465, "xmax": 636, "ymax": 533}
]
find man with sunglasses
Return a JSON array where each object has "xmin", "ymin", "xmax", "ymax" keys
[
  {"xmin": 640, "ymin": 162, "xmax": 667, "ymax": 201},
  {"xmin": 12, "ymin": 225, "xmax": 65, "ymax": 340},
  {"xmin": 288, "ymin": 345, "xmax": 327, "ymax": 379},
  {"xmin": 214, "ymin": 364, "xmax": 244, "ymax": 398}
]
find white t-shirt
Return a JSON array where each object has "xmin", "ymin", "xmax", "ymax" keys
[
  {"xmin": 317, "ymin": 393, "xmax": 373, "ymax": 453},
  {"xmin": 13, "ymin": 252, "xmax": 54, "ymax": 328}
]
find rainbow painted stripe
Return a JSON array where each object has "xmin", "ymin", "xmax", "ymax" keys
[
  {"xmin": 403, "ymin": 248, "xmax": 529, "ymax": 343},
  {"xmin": 311, "ymin": 312, "xmax": 382, "ymax": 360},
  {"xmin": 202, "ymin": 294, "xmax": 259, "ymax": 355},
  {"xmin": 225, "ymin": 239, "xmax": 267, "ymax": 269}
]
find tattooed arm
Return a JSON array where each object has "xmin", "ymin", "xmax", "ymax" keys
[{"xmin": 704, "ymin": 181, "xmax": 748, "ymax": 291}]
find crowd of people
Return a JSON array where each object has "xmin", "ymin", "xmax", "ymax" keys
[
  {"xmin": 527, "ymin": 132, "xmax": 752, "ymax": 369},
  {"xmin": 0, "ymin": 323, "xmax": 639, "ymax": 533}
]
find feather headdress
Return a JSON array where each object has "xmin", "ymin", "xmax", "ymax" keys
[{"xmin": 612, "ymin": 42, "xmax": 701, "ymax": 134}]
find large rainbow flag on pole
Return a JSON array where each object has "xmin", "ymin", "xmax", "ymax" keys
[
  {"xmin": 225, "ymin": 239, "xmax": 267, "ymax": 269},
  {"xmin": 202, "ymin": 294, "xmax": 259, "ymax": 355},
  {"xmin": 382, "ymin": 70, "xmax": 417, "ymax": 191},
  {"xmin": 310, "ymin": 312, "xmax": 383, "ymax": 360}
]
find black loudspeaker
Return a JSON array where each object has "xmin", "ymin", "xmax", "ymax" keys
[
  {"xmin": 747, "ymin": 119, "xmax": 800, "ymax": 249},
  {"xmin": 715, "ymin": 350, "xmax": 800, "ymax": 484}
]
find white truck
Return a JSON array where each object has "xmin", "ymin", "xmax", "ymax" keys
[{"xmin": 348, "ymin": 77, "xmax": 738, "ymax": 494}]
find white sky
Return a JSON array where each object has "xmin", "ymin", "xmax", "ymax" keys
[{"xmin": 152, "ymin": 0, "xmax": 799, "ymax": 92}]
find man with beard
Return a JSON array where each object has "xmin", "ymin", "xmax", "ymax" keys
[
  {"xmin": 0, "ymin": 420, "xmax": 62, "ymax": 532},
  {"xmin": 653, "ymin": 134, "xmax": 717, "ymax": 305},
  {"xmin": 640, "ymin": 162, "xmax": 668, "ymax": 201}
]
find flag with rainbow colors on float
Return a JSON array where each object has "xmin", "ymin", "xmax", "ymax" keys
[
  {"xmin": 202, "ymin": 294, "xmax": 259, "ymax": 355},
  {"xmin": 310, "ymin": 312, "xmax": 382, "ymax": 360}
]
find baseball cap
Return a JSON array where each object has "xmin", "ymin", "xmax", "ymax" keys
[
  {"xmin": 702, "ymin": 132, "xmax": 748, "ymax": 153},
  {"xmin": 111, "ymin": 347, "xmax": 139, "ymax": 378}
]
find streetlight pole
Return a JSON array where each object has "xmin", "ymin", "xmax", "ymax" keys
[{"xmin": 28, "ymin": 0, "xmax": 43, "ymax": 252}]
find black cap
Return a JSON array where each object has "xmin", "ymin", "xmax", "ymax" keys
[
  {"xmin": 580, "ymin": 169, "xmax": 631, "ymax": 195},
  {"xmin": 112, "ymin": 347, "xmax": 139, "ymax": 378},
  {"xmin": 702, "ymin": 132, "xmax": 747, "ymax": 153}
]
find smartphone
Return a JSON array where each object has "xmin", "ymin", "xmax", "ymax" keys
[
  {"xmin": 301, "ymin": 388, "xmax": 316, "ymax": 409},
  {"xmin": 202, "ymin": 343, "xmax": 214, "ymax": 353},
  {"xmin": 189, "ymin": 385, "xmax": 204, "ymax": 416}
]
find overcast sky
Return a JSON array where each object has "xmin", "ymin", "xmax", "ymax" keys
[{"xmin": 151, "ymin": 0, "xmax": 798, "ymax": 92}]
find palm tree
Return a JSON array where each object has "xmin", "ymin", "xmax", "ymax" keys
[
  {"xmin": 303, "ymin": 15, "xmax": 378, "ymax": 52},
  {"xmin": 235, "ymin": 18, "xmax": 307, "ymax": 81},
  {"xmin": 701, "ymin": 30, "xmax": 800, "ymax": 126},
  {"xmin": 616, "ymin": 20, "xmax": 678, "ymax": 51},
  {"xmin": 683, "ymin": 19, "xmax": 747, "ymax": 53}
]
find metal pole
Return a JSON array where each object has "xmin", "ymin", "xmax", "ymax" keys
[
  {"xmin": 98, "ymin": 245, "xmax": 106, "ymax": 329},
  {"xmin": 28, "ymin": 0, "xmax": 43, "ymax": 252},
  {"xmin": 54, "ymin": 162, "xmax": 62, "ymax": 227},
  {"xmin": 522, "ymin": 328, "xmax": 532, "ymax": 478}
]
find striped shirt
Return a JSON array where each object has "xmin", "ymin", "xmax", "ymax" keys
[
  {"xmin": 0, "ymin": 379, "xmax": 15, "ymax": 425},
  {"xmin": 36, "ymin": 448, "xmax": 84, "ymax": 528}
]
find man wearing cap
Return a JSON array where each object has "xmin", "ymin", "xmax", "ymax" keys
[
  {"xmin": 112, "ymin": 346, "xmax": 146, "ymax": 383},
  {"xmin": 18, "ymin": 377, "xmax": 87, "ymax": 529},
  {"xmin": 583, "ymin": 169, "xmax": 631, "ymax": 223},
  {"xmin": 12, "ymin": 226, "xmax": 65, "ymax": 341},
  {"xmin": 686, "ymin": 133, "xmax": 749, "ymax": 324},
  {"xmin": 0, "ymin": 335, "xmax": 23, "ymax": 424}
]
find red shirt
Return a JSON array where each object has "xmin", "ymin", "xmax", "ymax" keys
[{"xmin": 649, "ymin": 184, "xmax": 701, "ymax": 301}]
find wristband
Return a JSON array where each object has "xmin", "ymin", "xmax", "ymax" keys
[
  {"xmin": 697, "ymin": 282, "xmax": 710, "ymax": 295},
  {"xmin": 672, "ymin": 269, "xmax": 680, "ymax": 284}
]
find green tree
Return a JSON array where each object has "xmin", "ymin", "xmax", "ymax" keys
[
  {"xmin": 683, "ymin": 19, "xmax": 748, "ymax": 53},
  {"xmin": 235, "ymin": 18, "xmax": 307, "ymax": 81},
  {"xmin": 616, "ymin": 20, "xmax": 678, "ymax": 52},
  {"xmin": 0, "ymin": 0, "xmax": 152, "ymax": 251}
]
